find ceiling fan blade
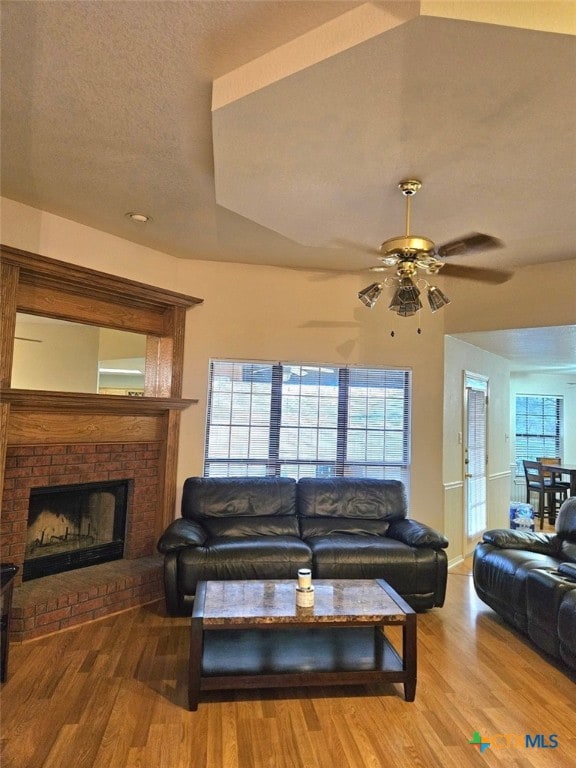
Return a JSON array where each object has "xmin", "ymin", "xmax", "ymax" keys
[
  {"xmin": 440, "ymin": 263, "xmax": 513, "ymax": 284},
  {"xmin": 437, "ymin": 233, "xmax": 504, "ymax": 258}
]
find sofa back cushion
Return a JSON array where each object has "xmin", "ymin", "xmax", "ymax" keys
[
  {"xmin": 297, "ymin": 477, "xmax": 406, "ymax": 538},
  {"xmin": 181, "ymin": 476, "xmax": 299, "ymax": 537}
]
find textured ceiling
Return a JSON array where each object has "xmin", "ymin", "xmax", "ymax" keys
[
  {"xmin": 451, "ymin": 326, "xmax": 576, "ymax": 376},
  {"xmin": 1, "ymin": 1, "xmax": 575, "ymax": 373},
  {"xmin": 212, "ymin": 5, "xmax": 576, "ymax": 274},
  {"xmin": 2, "ymin": 1, "xmax": 575, "ymax": 273}
]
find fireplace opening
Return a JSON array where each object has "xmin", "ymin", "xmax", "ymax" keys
[{"xmin": 23, "ymin": 479, "xmax": 131, "ymax": 581}]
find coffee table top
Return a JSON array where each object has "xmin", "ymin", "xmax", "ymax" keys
[{"xmin": 199, "ymin": 579, "xmax": 408, "ymax": 626}]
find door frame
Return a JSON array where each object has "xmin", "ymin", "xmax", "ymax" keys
[{"xmin": 463, "ymin": 371, "xmax": 489, "ymax": 556}]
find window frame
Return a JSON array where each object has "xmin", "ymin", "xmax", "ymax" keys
[
  {"xmin": 514, "ymin": 393, "xmax": 563, "ymax": 475},
  {"xmin": 203, "ymin": 359, "xmax": 412, "ymax": 486}
]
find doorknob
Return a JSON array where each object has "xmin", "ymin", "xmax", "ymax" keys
[{"xmin": 465, "ymin": 473, "xmax": 473, "ymax": 478}]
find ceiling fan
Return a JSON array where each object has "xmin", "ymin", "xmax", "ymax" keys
[{"xmin": 357, "ymin": 179, "xmax": 512, "ymax": 317}]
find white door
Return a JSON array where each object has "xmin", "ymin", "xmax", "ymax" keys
[{"xmin": 464, "ymin": 375, "xmax": 488, "ymax": 554}]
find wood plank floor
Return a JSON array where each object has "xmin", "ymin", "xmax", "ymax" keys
[{"xmin": 2, "ymin": 563, "xmax": 576, "ymax": 768}]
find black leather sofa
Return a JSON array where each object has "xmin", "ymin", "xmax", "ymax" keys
[
  {"xmin": 157, "ymin": 476, "xmax": 449, "ymax": 615},
  {"xmin": 473, "ymin": 497, "xmax": 576, "ymax": 672}
]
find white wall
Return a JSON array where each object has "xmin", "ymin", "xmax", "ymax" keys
[
  {"xmin": 510, "ymin": 371, "xmax": 576, "ymax": 465},
  {"xmin": 3, "ymin": 197, "xmax": 574, "ymax": 545},
  {"xmin": 174, "ymin": 257, "xmax": 446, "ymax": 530},
  {"xmin": 1, "ymin": 198, "xmax": 446, "ymax": 530},
  {"xmin": 443, "ymin": 259, "xmax": 576, "ymax": 332}
]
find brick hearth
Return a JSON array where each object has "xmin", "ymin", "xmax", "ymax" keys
[
  {"xmin": 10, "ymin": 556, "xmax": 163, "ymax": 641},
  {"xmin": 2, "ymin": 441, "xmax": 166, "ymax": 641}
]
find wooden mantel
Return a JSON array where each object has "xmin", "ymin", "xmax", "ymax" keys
[
  {"xmin": 1, "ymin": 389, "xmax": 196, "ymax": 413},
  {"xmin": 0, "ymin": 245, "xmax": 203, "ymax": 539}
]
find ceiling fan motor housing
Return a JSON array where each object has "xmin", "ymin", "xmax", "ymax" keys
[
  {"xmin": 370, "ymin": 178, "xmax": 507, "ymax": 284},
  {"xmin": 379, "ymin": 235, "xmax": 436, "ymax": 256}
]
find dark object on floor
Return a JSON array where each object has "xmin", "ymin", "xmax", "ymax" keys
[{"xmin": 1, "ymin": 563, "xmax": 19, "ymax": 683}]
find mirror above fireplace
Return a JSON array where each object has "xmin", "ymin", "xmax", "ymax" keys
[{"xmin": 13, "ymin": 313, "xmax": 146, "ymax": 395}]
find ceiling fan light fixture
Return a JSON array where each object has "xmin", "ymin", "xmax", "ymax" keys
[
  {"xmin": 358, "ymin": 282, "xmax": 383, "ymax": 308},
  {"xmin": 398, "ymin": 277, "xmax": 420, "ymax": 303},
  {"xmin": 378, "ymin": 254, "xmax": 400, "ymax": 267},
  {"xmin": 394, "ymin": 300, "xmax": 422, "ymax": 317},
  {"xmin": 389, "ymin": 278, "xmax": 422, "ymax": 315},
  {"xmin": 355, "ymin": 178, "xmax": 507, "ymax": 321},
  {"xmin": 427, "ymin": 285, "xmax": 451, "ymax": 312}
]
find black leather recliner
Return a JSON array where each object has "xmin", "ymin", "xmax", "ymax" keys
[
  {"xmin": 157, "ymin": 476, "xmax": 449, "ymax": 615},
  {"xmin": 473, "ymin": 497, "xmax": 576, "ymax": 672}
]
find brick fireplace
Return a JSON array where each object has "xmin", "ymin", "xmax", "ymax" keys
[
  {"xmin": 0, "ymin": 246, "xmax": 202, "ymax": 642},
  {"xmin": 3, "ymin": 440, "xmax": 166, "ymax": 641},
  {"xmin": 5, "ymin": 442, "xmax": 161, "ymax": 564}
]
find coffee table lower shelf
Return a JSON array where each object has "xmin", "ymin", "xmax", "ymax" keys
[{"xmin": 189, "ymin": 625, "xmax": 415, "ymax": 709}]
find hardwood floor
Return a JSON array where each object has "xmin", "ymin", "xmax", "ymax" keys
[{"xmin": 2, "ymin": 564, "xmax": 576, "ymax": 768}]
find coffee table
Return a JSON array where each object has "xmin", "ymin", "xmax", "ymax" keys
[{"xmin": 188, "ymin": 578, "xmax": 417, "ymax": 710}]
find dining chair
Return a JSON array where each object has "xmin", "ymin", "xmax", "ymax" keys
[
  {"xmin": 523, "ymin": 460, "xmax": 568, "ymax": 528},
  {"xmin": 536, "ymin": 457, "xmax": 571, "ymax": 492}
]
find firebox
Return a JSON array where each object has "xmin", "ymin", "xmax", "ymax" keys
[{"xmin": 23, "ymin": 479, "xmax": 131, "ymax": 581}]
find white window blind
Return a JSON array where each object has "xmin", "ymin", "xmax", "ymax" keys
[
  {"xmin": 515, "ymin": 395, "xmax": 563, "ymax": 475},
  {"xmin": 204, "ymin": 360, "xmax": 411, "ymax": 487},
  {"xmin": 466, "ymin": 386, "xmax": 487, "ymax": 537}
]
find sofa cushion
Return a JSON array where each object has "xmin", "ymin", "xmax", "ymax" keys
[
  {"xmin": 297, "ymin": 478, "xmax": 406, "ymax": 540},
  {"xmin": 300, "ymin": 517, "xmax": 389, "ymax": 538},
  {"xmin": 307, "ymin": 534, "xmax": 442, "ymax": 602},
  {"xmin": 181, "ymin": 476, "xmax": 299, "ymax": 537},
  {"xmin": 558, "ymin": 562, "xmax": 576, "ymax": 580},
  {"xmin": 177, "ymin": 536, "xmax": 312, "ymax": 595},
  {"xmin": 559, "ymin": 541, "xmax": 576, "ymax": 563}
]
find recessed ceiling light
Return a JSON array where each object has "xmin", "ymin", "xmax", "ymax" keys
[{"xmin": 125, "ymin": 212, "xmax": 151, "ymax": 223}]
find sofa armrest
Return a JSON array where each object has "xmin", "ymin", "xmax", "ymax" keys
[
  {"xmin": 157, "ymin": 518, "xmax": 208, "ymax": 553},
  {"xmin": 481, "ymin": 528, "xmax": 558, "ymax": 555},
  {"xmin": 387, "ymin": 519, "xmax": 449, "ymax": 550}
]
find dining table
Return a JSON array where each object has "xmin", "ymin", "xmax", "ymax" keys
[{"xmin": 539, "ymin": 462, "xmax": 576, "ymax": 497}]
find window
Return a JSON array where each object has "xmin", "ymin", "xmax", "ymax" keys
[
  {"xmin": 514, "ymin": 394, "xmax": 563, "ymax": 475},
  {"xmin": 204, "ymin": 360, "xmax": 411, "ymax": 488}
]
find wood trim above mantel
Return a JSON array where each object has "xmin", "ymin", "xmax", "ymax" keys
[
  {"xmin": 0, "ymin": 247, "xmax": 203, "ymax": 540},
  {"xmin": 1, "ymin": 245, "xmax": 203, "ymax": 311},
  {"xmin": 2, "ymin": 390, "xmax": 198, "ymax": 447},
  {"xmin": 1, "ymin": 389, "xmax": 197, "ymax": 413}
]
